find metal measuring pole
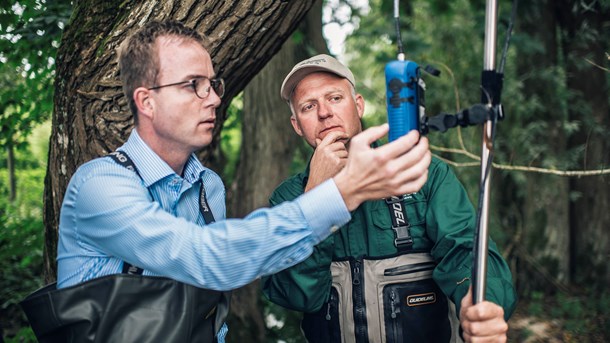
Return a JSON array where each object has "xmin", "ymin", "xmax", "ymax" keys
[{"xmin": 473, "ymin": 0, "xmax": 499, "ymax": 304}]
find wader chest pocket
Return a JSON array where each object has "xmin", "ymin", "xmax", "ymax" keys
[
  {"xmin": 370, "ymin": 255, "xmax": 457, "ymax": 343},
  {"xmin": 383, "ymin": 278, "xmax": 451, "ymax": 343}
]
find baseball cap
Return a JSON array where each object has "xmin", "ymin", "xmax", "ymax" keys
[{"xmin": 280, "ymin": 54, "xmax": 356, "ymax": 101}]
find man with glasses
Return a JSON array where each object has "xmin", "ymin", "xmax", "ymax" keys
[{"xmin": 48, "ymin": 20, "xmax": 431, "ymax": 342}]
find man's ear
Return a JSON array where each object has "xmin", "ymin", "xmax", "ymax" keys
[
  {"xmin": 355, "ymin": 93, "xmax": 365, "ymax": 119},
  {"xmin": 290, "ymin": 114, "xmax": 304, "ymax": 137},
  {"xmin": 134, "ymin": 87, "xmax": 154, "ymax": 119}
]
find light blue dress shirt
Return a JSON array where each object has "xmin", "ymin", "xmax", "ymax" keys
[{"xmin": 56, "ymin": 129, "xmax": 351, "ymax": 341}]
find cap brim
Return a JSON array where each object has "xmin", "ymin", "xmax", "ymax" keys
[{"xmin": 281, "ymin": 65, "xmax": 348, "ymax": 101}]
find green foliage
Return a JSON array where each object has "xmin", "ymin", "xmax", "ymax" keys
[
  {"xmin": 0, "ymin": 168, "xmax": 45, "ymax": 340},
  {"xmin": 522, "ymin": 289, "xmax": 610, "ymax": 341},
  {"xmin": 0, "ymin": 0, "xmax": 71, "ymax": 156},
  {"xmin": 3, "ymin": 326, "xmax": 37, "ymax": 343},
  {"xmin": 26, "ymin": 119, "xmax": 50, "ymax": 167},
  {"xmin": 527, "ymin": 291, "xmax": 545, "ymax": 316},
  {"xmin": 263, "ymin": 301, "xmax": 306, "ymax": 343},
  {"xmin": 220, "ymin": 93, "xmax": 244, "ymax": 185}
]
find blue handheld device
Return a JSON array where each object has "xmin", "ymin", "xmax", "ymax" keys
[
  {"xmin": 385, "ymin": 59, "xmax": 424, "ymax": 141},
  {"xmin": 385, "ymin": 0, "xmax": 427, "ymax": 142}
]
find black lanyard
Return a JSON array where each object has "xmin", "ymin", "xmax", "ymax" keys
[
  {"xmin": 198, "ymin": 184, "xmax": 216, "ymax": 225},
  {"xmin": 385, "ymin": 195, "xmax": 413, "ymax": 251},
  {"xmin": 108, "ymin": 151, "xmax": 216, "ymax": 274}
]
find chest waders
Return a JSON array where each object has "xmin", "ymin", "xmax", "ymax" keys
[
  {"xmin": 20, "ymin": 151, "xmax": 231, "ymax": 343},
  {"xmin": 301, "ymin": 195, "xmax": 461, "ymax": 343}
]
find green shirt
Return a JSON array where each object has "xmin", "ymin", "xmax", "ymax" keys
[{"xmin": 262, "ymin": 156, "xmax": 517, "ymax": 320}]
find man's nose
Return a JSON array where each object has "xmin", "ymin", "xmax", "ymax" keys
[
  {"xmin": 317, "ymin": 102, "xmax": 333, "ymax": 119},
  {"xmin": 206, "ymin": 87, "xmax": 222, "ymax": 108}
]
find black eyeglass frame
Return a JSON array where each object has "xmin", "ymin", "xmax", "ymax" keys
[{"xmin": 148, "ymin": 77, "xmax": 225, "ymax": 99}]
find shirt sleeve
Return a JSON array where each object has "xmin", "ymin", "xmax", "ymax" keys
[{"xmin": 57, "ymin": 160, "xmax": 350, "ymax": 291}]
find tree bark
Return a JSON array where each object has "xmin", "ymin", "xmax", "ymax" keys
[
  {"xmin": 226, "ymin": 1, "xmax": 329, "ymax": 341},
  {"xmin": 225, "ymin": 35, "xmax": 302, "ymax": 343},
  {"xmin": 507, "ymin": 0, "xmax": 571, "ymax": 293},
  {"xmin": 556, "ymin": 1, "xmax": 610, "ymax": 286},
  {"xmin": 43, "ymin": 0, "xmax": 316, "ymax": 281}
]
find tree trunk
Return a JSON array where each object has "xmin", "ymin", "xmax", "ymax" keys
[
  {"xmin": 226, "ymin": 1, "xmax": 329, "ymax": 341},
  {"xmin": 556, "ymin": 1, "xmax": 610, "ymax": 287},
  {"xmin": 225, "ymin": 36, "xmax": 302, "ymax": 343},
  {"xmin": 43, "ymin": 0, "xmax": 316, "ymax": 281},
  {"xmin": 507, "ymin": 0, "xmax": 571, "ymax": 293}
]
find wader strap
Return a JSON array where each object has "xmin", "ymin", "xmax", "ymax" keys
[
  {"xmin": 108, "ymin": 151, "xmax": 143, "ymax": 178},
  {"xmin": 385, "ymin": 195, "xmax": 413, "ymax": 250},
  {"xmin": 108, "ymin": 151, "xmax": 216, "ymax": 274},
  {"xmin": 199, "ymin": 184, "xmax": 216, "ymax": 224}
]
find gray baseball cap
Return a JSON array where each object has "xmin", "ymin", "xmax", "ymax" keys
[{"xmin": 280, "ymin": 54, "xmax": 356, "ymax": 102}]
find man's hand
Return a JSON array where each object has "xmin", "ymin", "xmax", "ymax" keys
[
  {"xmin": 305, "ymin": 131, "xmax": 349, "ymax": 192},
  {"xmin": 333, "ymin": 124, "xmax": 431, "ymax": 211},
  {"xmin": 460, "ymin": 287, "xmax": 508, "ymax": 342}
]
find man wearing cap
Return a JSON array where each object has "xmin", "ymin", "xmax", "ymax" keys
[{"xmin": 262, "ymin": 54, "xmax": 517, "ymax": 343}]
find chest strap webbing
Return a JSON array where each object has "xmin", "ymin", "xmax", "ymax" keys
[
  {"xmin": 385, "ymin": 195, "xmax": 413, "ymax": 250},
  {"xmin": 107, "ymin": 151, "xmax": 217, "ymax": 274}
]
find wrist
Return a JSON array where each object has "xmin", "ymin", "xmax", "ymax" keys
[
  {"xmin": 333, "ymin": 169, "xmax": 362, "ymax": 211},
  {"xmin": 304, "ymin": 179, "xmax": 316, "ymax": 192}
]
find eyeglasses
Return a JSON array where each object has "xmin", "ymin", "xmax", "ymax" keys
[{"xmin": 148, "ymin": 76, "xmax": 225, "ymax": 99}]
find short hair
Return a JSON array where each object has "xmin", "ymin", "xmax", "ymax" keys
[{"xmin": 118, "ymin": 20, "xmax": 209, "ymax": 122}]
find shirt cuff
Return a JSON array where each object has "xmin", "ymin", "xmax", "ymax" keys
[{"xmin": 295, "ymin": 179, "xmax": 351, "ymax": 243}]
